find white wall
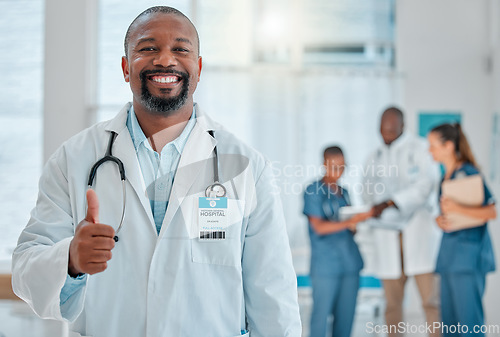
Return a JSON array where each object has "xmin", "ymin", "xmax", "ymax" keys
[
  {"xmin": 396, "ymin": 0, "xmax": 500, "ymax": 326},
  {"xmin": 43, "ymin": 0, "xmax": 98, "ymax": 162},
  {"xmin": 396, "ymin": 0, "xmax": 492, "ymax": 167}
]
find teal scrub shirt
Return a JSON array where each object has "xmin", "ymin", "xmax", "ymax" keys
[
  {"xmin": 303, "ymin": 180, "xmax": 363, "ymax": 276},
  {"xmin": 436, "ymin": 163, "xmax": 496, "ymax": 274}
]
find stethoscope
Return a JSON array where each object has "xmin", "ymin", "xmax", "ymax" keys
[
  {"xmin": 87, "ymin": 131, "xmax": 126, "ymax": 242},
  {"xmin": 204, "ymin": 130, "xmax": 227, "ymax": 198},
  {"xmin": 87, "ymin": 130, "xmax": 225, "ymax": 242}
]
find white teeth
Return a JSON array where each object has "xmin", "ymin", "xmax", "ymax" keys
[{"xmin": 152, "ymin": 76, "xmax": 178, "ymax": 83}]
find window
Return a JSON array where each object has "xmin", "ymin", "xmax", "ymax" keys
[
  {"xmin": 0, "ymin": 0, "xmax": 44, "ymax": 261},
  {"xmin": 302, "ymin": 0, "xmax": 395, "ymax": 66}
]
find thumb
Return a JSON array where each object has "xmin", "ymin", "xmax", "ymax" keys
[{"xmin": 85, "ymin": 188, "xmax": 99, "ymax": 223}]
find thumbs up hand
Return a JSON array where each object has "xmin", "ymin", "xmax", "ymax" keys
[{"xmin": 68, "ymin": 189, "xmax": 116, "ymax": 277}]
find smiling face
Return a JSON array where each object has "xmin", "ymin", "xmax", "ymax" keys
[{"xmin": 121, "ymin": 12, "xmax": 202, "ymax": 115}]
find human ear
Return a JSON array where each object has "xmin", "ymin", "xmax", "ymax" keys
[
  {"xmin": 197, "ymin": 56, "xmax": 202, "ymax": 82},
  {"xmin": 121, "ymin": 56, "xmax": 130, "ymax": 83}
]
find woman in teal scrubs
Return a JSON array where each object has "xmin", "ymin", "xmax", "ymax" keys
[
  {"xmin": 428, "ymin": 123, "xmax": 497, "ymax": 337},
  {"xmin": 303, "ymin": 146, "xmax": 372, "ymax": 337}
]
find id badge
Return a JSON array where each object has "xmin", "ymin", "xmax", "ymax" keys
[{"xmin": 198, "ymin": 197, "xmax": 228, "ymax": 240}]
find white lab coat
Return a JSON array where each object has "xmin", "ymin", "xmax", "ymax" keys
[
  {"xmin": 12, "ymin": 103, "xmax": 302, "ymax": 337},
  {"xmin": 362, "ymin": 133, "xmax": 442, "ymax": 279}
]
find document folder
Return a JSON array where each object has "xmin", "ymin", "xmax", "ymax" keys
[{"xmin": 441, "ymin": 175, "xmax": 484, "ymax": 230}]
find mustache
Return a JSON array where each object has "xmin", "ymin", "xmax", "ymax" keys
[{"xmin": 140, "ymin": 68, "xmax": 189, "ymax": 81}]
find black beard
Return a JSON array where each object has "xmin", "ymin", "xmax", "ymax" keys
[{"xmin": 139, "ymin": 69, "xmax": 190, "ymax": 114}]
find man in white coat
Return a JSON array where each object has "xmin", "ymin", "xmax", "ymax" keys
[
  {"xmin": 363, "ymin": 107, "xmax": 441, "ymax": 337},
  {"xmin": 12, "ymin": 6, "xmax": 301, "ymax": 337}
]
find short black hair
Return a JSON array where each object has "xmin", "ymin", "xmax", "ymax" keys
[
  {"xmin": 323, "ymin": 146, "xmax": 344, "ymax": 159},
  {"xmin": 124, "ymin": 6, "xmax": 200, "ymax": 58},
  {"xmin": 382, "ymin": 106, "xmax": 404, "ymax": 123}
]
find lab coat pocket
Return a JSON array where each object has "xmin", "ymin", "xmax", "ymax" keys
[
  {"xmin": 191, "ymin": 198, "xmax": 245, "ymax": 268},
  {"xmin": 191, "ymin": 236, "xmax": 241, "ymax": 267}
]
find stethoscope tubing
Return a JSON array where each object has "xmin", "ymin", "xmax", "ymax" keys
[
  {"xmin": 87, "ymin": 129, "xmax": 226, "ymax": 242},
  {"xmin": 87, "ymin": 131, "xmax": 126, "ymax": 242},
  {"xmin": 205, "ymin": 130, "xmax": 226, "ymax": 198}
]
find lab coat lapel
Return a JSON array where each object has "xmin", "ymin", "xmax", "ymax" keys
[
  {"xmin": 160, "ymin": 115, "xmax": 216, "ymax": 236},
  {"xmin": 105, "ymin": 104, "xmax": 155, "ymax": 229}
]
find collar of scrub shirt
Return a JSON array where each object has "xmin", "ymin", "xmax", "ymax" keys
[{"xmin": 126, "ymin": 104, "xmax": 197, "ymax": 234}]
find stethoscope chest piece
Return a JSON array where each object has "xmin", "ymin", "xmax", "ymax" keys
[{"xmin": 205, "ymin": 182, "xmax": 226, "ymax": 198}]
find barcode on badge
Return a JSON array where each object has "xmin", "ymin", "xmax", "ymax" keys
[{"xmin": 199, "ymin": 231, "xmax": 226, "ymax": 240}]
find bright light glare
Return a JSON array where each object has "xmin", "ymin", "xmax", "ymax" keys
[{"xmin": 259, "ymin": 13, "xmax": 288, "ymax": 41}]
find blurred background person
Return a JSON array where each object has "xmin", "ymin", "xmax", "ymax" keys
[
  {"xmin": 428, "ymin": 123, "xmax": 497, "ymax": 337},
  {"xmin": 303, "ymin": 146, "xmax": 372, "ymax": 337},
  {"xmin": 362, "ymin": 107, "xmax": 442, "ymax": 337}
]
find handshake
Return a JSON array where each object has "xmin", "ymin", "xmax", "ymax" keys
[{"xmin": 344, "ymin": 200, "xmax": 397, "ymax": 232}]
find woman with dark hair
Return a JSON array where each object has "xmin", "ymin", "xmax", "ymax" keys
[{"xmin": 428, "ymin": 123, "xmax": 497, "ymax": 337}]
